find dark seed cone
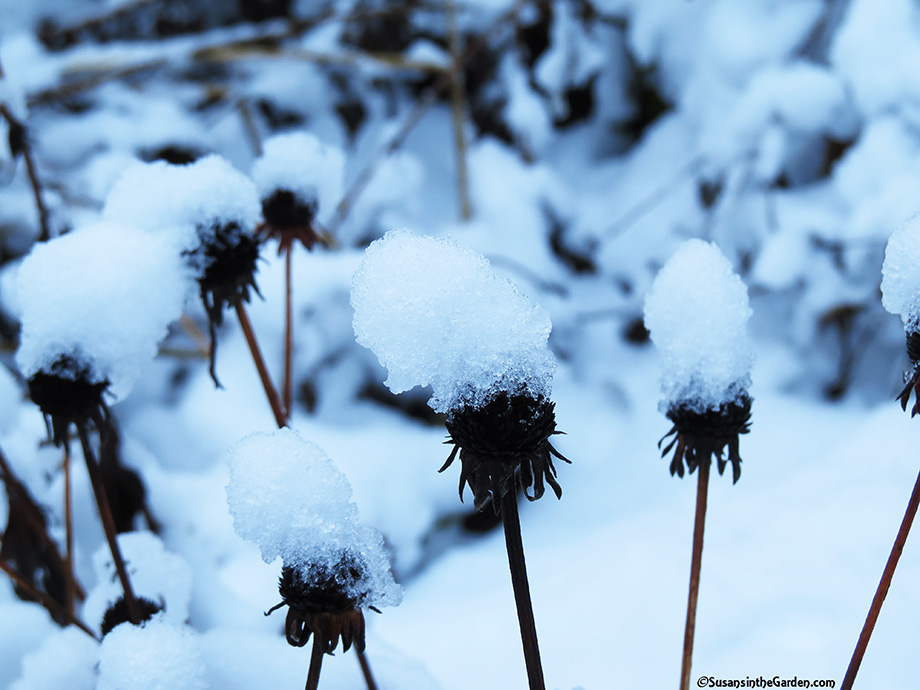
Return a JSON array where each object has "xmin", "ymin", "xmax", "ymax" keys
[
  {"xmin": 100, "ymin": 596, "xmax": 163, "ymax": 636},
  {"xmin": 259, "ymin": 190, "xmax": 325, "ymax": 254},
  {"xmin": 187, "ymin": 222, "xmax": 263, "ymax": 386},
  {"xmin": 897, "ymin": 330, "xmax": 920, "ymax": 416},
  {"xmin": 267, "ymin": 555, "xmax": 371, "ymax": 655},
  {"xmin": 26, "ymin": 355, "xmax": 110, "ymax": 447},
  {"xmin": 441, "ymin": 391, "xmax": 570, "ymax": 515},
  {"xmin": 659, "ymin": 394, "xmax": 752, "ymax": 484}
]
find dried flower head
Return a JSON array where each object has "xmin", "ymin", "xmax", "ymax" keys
[
  {"xmin": 27, "ymin": 353, "xmax": 109, "ymax": 446},
  {"xmin": 441, "ymin": 390, "xmax": 570, "ymax": 513},
  {"xmin": 258, "ymin": 190, "xmax": 325, "ymax": 254},
  {"xmin": 267, "ymin": 551, "xmax": 375, "ymax": 654},
  {"xmin": 897, "ymin": 330, "xmax": 920, "ymax": 416},
  {"xmin": 659, "ymin": 393, "xmax": 752, "ymax": 484},
  {"xmin": 100, "ymin": 596, "xmax": 163, "ymax": 637}
]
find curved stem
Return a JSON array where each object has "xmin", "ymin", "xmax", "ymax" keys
[
  {"xmin": 235, "ymin": 301, "xmax": 287, "ymax": 428},
  {"xmin": 841, "ymin": 466, "xmax": 920, "ymax": 690},
  {"xmin": 77, "ymin": 424, "xmax": 142, "ymax": 626},
  {"xmin": 501, "ymin": 486, "xmax": 546, "ymax": 690},
  {"xmin": 0, "ymin": 560, "xmax": 98, "ymax": 639},
  {"xmin": 680, "ymin": 459, "xmax": 710, "ymax": 690},
  {"xmin": 63, "ymin": 444, "xmax": 76, "ymax": 615},
  {"xmin": 305, "ymin": 636, "xmax": 325, "ymax": 690}
]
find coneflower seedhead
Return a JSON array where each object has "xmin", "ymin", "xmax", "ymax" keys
[
  {"xmin": 442, "ymin": 391, "xmax": 569, "ymax": 513},
  {"xmin": 26, "ymin": 354, "xmax": 109, "ymax": 446}
]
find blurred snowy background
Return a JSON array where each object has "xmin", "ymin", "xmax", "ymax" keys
[{"xmin": 1, "ymin": 0, "xmax": 920, "ymax": 687}]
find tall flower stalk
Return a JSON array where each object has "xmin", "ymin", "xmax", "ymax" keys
[
  {"xmin": 644, "ymin": 239, "xmax": 754, "ymax": 690},
  {"xmin": 841, "ymin": 216, "xmax": 920, "ymax": 689},
  {"xmin": 352, "ymin": 230, "xmax": 568, "ymax": 690}
]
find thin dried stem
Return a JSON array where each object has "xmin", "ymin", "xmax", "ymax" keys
[
  {"xmin": 501, "ymin": 483, "xmax": 546, "ymax": 690},
  {"xmin": 680, "ymin": 459, "xmax": 710, "ymax": 690},
  {"xmin": 63, "ymin": 444, "xmax": 76, "ymax": 616},
  {"xmin": 178, "ymin": 312, "xmax": 212, "ymax": 358},
  {"xmin": 235, "ymin": 301, "xmax": 288, "ymax": 428},
  {"xmin": 0, "ymin": 103, "xmax": 52, "ymax": 241},
  {"xmin": 841, "ymin": 466, "xmax": 920, "ymax": 690},
  {"xmin": 283, "ymin": 248, "xmax": 294, "ymax": 419},
  {"xmin": 237, "ymin": 99, "xmax": 263, "ymax": 157},
  {"xmin": 447, "ymin": 2, "xmax": 472, "ymax": 221},
  {"xmin": 76, "ymin": 424, "xmax": 142, "ymax": 626},
  {"xmin": 327, "ymin": 0, "xmax": 529, "ymax": 236},
  {"xmin": 0, "ymin": 559, "xmax": 98, "ymax": 640},
  {"xmin": 305, "ymin": 636, "xmax": 325, "ymax": 690},
  {"xmin": 26, "ymin": 59, "xmax": 167, "ymax": 108},
  {"xmin": 356, "ymin": 648, "xmax": 378, "ymax": 690}
]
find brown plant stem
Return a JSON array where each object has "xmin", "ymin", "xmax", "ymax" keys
[
  {"xmin": 0, "ymin": 103, "xmax": 52, "ymax": 241},
  {"xmin": 841, "ymin": 466, "xmax": 920, "ymax": 690},
  {"xmin": 680, "ymin": 458, "xmax": 710, "ymax": 690},
  {"xmin": 76, "ymin": 424, "xmax": 142, "ymax": 626},
  {"xmin": 283, "ymin": 247, "xmax": 294, "ymax": 418},
  {"xmin": 356, "ymin": 648, "xmax": 378, "ymax": 690},
  {"xmin": 447, "ymin": 2, "xmax": 472, "ymax": 221},
  {"xmin": 235, "ymin": 301, "xmax": 288, "ymax": 428},
  {"xmin": 305, "ymin": 636, "xmax": 325, "ymax": 690},
  {"xmin": 0, "ymin": 559, "xmax": 98, "ymax": 639},
  {"xmin": 63, "ymin": 444, "xmax": 76, "ymax": 616},
  {"xmin": 501, "ymin": 484, "xmax": 546, "ymax": 690}
]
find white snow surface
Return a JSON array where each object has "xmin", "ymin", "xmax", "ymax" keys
[
  {"xmin": 226, "ymin": 428, "xmax": 402, "ymax": 610},
  {"xmin": 251, "ymin": 131, "xmax": 345, "ymax": 222},
  {"xmin": 351, "ymin": 230, "xmax": 555, "ymax": 412},
  {"xmin": 15, "ymin": 221, "xmax": 189, "ymax": 397},
  {"xmin": 97, "ymin": 616, "xmax": 208, "ymax": 690},
  {"xmin": 644, "ymin": 239, "xmax": 754, "ymax": 411}
]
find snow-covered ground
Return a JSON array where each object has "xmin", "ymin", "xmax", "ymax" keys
[{"xmin": 2, "ymin": 1, "xmax": 920, "ymax": 688}]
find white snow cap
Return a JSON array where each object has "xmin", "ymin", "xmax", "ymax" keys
[
  {"xmin": 351, "ymin": 229, "xmax": 555, "ymax": 412},
  {"xmin": 97, "ymin": 616, "xmax": 208, "ymax": 690},
  {"xmin": 251, "ymin": 132, "xmax": 344, "ymax": 220},
  {"xmin": 15, "ymin": 222, "xmax": 189, "ymax": 398},
  {"xmin": 104, "ymin": 155, "xmax": 261, "ymax": 271},
  {"xmin": 882, "ymin": 214, "xmax": 920, "ymax": 330},
  {"xmin": 226, "ymin": 428, "xmax": 402, "ymax": 610},
  {"xmin": 644, "ymin": 239, "xmax": 754, "ymax": 412}
]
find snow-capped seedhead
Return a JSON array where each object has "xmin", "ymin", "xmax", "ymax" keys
[
  {"xmin": 104, "ymin": 155, "xmax": 264, "ymax": 385},
  {"xmin": 352, "ymin": 230, "xmax": 569, "ymax": 513},
  {"xmin": 97, "ymin": 616, "xmax": 208, "ymax": 690},
  {"xmin": 644, "ymin": 240, "xmax": 754, "ymax": 483},
  {"xmin": 226, "ymin": 428, "xmax": 401, "ymax": 654},
  {"xmin": 16, "ymin": 222, "xmax": 188, "ymax": 444},
  {"xmin": 351, "ymin": 229, "xmax": 555, "ymax": 413},
  {"xmin": 251, "ymin": 132, "xmax": 344, "ymax": 252},
  {"xmin": 881, "ymin": 215, "xmax": 920, "ymax": 415}
]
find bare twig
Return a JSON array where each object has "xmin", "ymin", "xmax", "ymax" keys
[
  {"xmin": 841, "ymin": 466, "xmax": 920, "ymax": 690},
  {"xmin": 0, "ymin": 560, "xmax": 98, "ymax": 640},
  {"xmin": 26, "ymin": 59, "xmax": 167, "ymax": 108},
  {"xmin": 680, "ymin": 459, "xmax": 710, "ymax": 690},
  {"xmin": 447, "ymin": 2, "xmax": 472, "ymax": 221},
  {"xmin": 0, "ymin": 103, "xmax": 52, "ymax": 241},
  {"xmin": 235, "ymin": 301, "xmax": 288, "ymax": 428},
  {"xmin": 77, "ymin": 424, "xmax": 142, "ymax": 626},
  {"xmin": 326, "ymin": 0, "xmax": 530, "ymax": 236}
]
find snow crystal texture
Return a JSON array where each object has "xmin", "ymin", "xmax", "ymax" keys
[
  {"xmin": 251, "ymin": 132, "xmax": 344, "ymax": 220},
  {"xmin": 351, "ymin": 229, "xmax": 555, "ymax": 412},
  {"xmin": 881, "ymin": 214, "xmax": 920, "ymax": 330},
  {"xmin": 644, "ymin": 239, "xmax": 753, "ymax": 411},
  {"xmin": 16, "ymin": 222, "xmax": 189, "ymax": 398},
  {"xmin": 225, "ymin": 428, "xmax": 402, "ymax": 609},
  {"xmin": 103, "ymin": 155, "xmax": 261, "ymax": 271},
  {"xmin": 97, "ymin": 616, "xmax": 208, "ymax": 690}
]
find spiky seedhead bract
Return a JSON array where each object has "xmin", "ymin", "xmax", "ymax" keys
[
  {"xmin": 100, "ymin": 596, "xmax": 164, "ymax": 637},
  {"xmin": 897, "ymin": 330, "xmax": 920, "ymax": 416},
  {"xmin": 26, "ymin": 354, "xmax": 110, "ymax": 447},
  {"xmin": 268, "ymin": 551, "xmax": 373, "ymax": 655},
  {"xmin": 259, "ymin": 190, "xmax": 324, "ymax": 254},
  {"xmin": 659, "ymin": 394, "xmax": 752, "ymax": 484},
  {"xmin": 441, "ymin": 390, "xmax": 570, "ymax": 514},
  {"xmin": 186, "ymin": 221, "xmax": 262, "ymax": 385}
]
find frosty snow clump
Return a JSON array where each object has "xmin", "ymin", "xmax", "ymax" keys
[
  {"xmin": 644, "ymin": 239, "xmax": 754, "ymax": 412},
  {"xmin": 882, "ymin": 214, "xmax": 920, "ymax": 331},
  {"xmin": 351, "ymin": 229, "xmax": 554, "ymax": 412},
  {"xmin": 225, "ymin": 428, "xmax": 401, "ymax": 611},
  {"xmin": 16, "ymin": 221, "xmax": 188, "ymax": 399}
]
